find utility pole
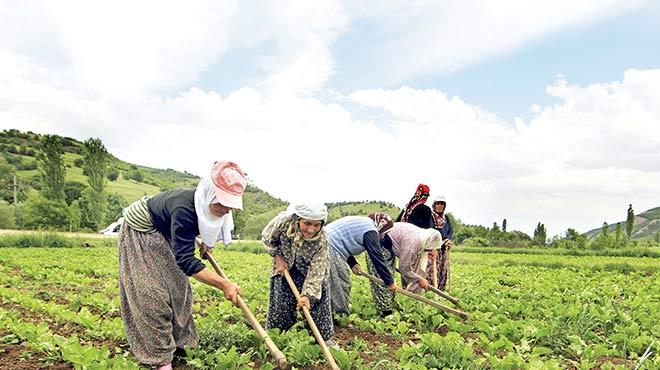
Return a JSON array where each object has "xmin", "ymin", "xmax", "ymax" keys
[{"xmin": 13, "ymin": 173, "xmax": 17, "ymax": 205}]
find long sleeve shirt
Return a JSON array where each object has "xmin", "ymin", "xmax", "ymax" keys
[
  {"xmin": 325, "ymin": 216, "xmax": 394, "ymax": 286},
  {"xmin": 261, "ymin": 211, "xmax": 329, "ymax": 301},
  {"xmin": 147, "ymin": 189, "xmax": 205, "ymax": 276},
  {"xmin": 387, "ymin": 222, "xmax": 424, "ymax": 282},
  {"xmin": 436, "ymin": 215, "xmax": 454, "ymax": 240}
]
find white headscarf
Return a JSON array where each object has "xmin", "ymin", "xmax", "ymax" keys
[
  {"xmin": 195, "ymin": 176, "xmax": 224, "ymax": 247},
  {"xmin": 420, "ymin": 228, "xmax": 443, "ymax": 251},
  {"xmin": 286, "ymin": 203, "xmax": 328, "ymax": 222},
  {"xmin": 417, "ymin": 228, "xmax": 442, "ymax": 273}
]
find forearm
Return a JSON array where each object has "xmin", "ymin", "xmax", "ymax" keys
[
  {"xmin": 363, "ymin": 231, "xmax": 394, "ymax": 285},
  {"xmin": 192, "ymin": 267, "xmax": 229, "ymax": 290}
]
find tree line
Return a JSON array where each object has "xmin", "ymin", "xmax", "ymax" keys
[{"xmin": 0, "ymin": 135, "xmax": 127, "ymax": 232}]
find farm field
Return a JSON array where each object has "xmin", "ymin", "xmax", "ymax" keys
[{"xmin": 0, "ymin": 246, "xmax": 657, "ymax": 369}]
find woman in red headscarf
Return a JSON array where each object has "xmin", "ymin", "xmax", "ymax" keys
[{"xmin": 396, "ymin": 184, "xmax": 433, "ymax": 229}]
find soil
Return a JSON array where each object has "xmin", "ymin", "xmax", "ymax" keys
[
  {"xmin": 594, "ymin": 356, "xmax": 632, "ymax": 369},
  {"xmin": 0, "ymin": 330, "xmax": 73, "ymax": 370},
  {"xmin": 0, "ymin": 301, "xmax": 128, "ymax": 353},
  {"xmin": 334, "ymin": 325, "xmax": 404, "ymax": 362},
  {"xmin": 0, "ymin": 342, "xmax": 73, "ymax": 370},
  {"xmin": 435, "ymin": 325, "xmax": 449, "ymax": 336}
]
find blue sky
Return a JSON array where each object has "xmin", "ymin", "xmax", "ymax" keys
[{"xmin": 1, "ymin": 0, "xmax": 659, "ymax": 237}]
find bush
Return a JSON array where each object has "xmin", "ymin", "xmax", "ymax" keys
[
  {"xmin": 17, "ymin": 161, "xmax": 37, "ymax": 171},
  {"xmin": 107, "ymin": 169, "xmax": 118, "ymax": 181},
  {"xmin": 73, "ymin": 158, "xmax": 84, "ymax": 167},
  {"xmin": 22, "ymin": 196, "xmax": 71, "ymax": 231},
  {"xmin": 0, "ymin": 232, "xmax": 116, "ymax": 248},
  {"xmin": 129, "ymin": 170, "xmax": 144, "ymax": 182},
  {"xmin": 461, "ymin": 236, "xmax": 491, "ymax": 248},
  {"xmin": 64, "ymin": 181, "xmax": 87, "ymax": 206},
  {"xmin": 0, "ymin": 201, "xmax": 16, "ymax": 229}
]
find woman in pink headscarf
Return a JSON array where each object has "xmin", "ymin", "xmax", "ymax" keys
[{"xmin": 118, "ymin": 161, "xmax": 246, "ymax": 369}]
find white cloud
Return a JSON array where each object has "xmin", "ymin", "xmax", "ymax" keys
[
  {"xmin": 253, "ymin": 0, "xmax": 348, "ymax": 96},
  {"xmin": 0, "ymin": 1, "xmax": 238, "ymax": 97},
  {"xmin": 4, "ymin": 66, "xmax": 659, "ymax": 236},
  {"xmin": 1, "ymin": 1, "xmax": 658, "ymax": 239},
  {"xmin": 347, "ymin": 70, "xmax": 660, "ymax": 235},
  {"xmin": 345, "ymin": 0, "xmax": 649, "ymax": 83}
]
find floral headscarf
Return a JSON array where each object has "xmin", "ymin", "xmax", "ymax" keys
[
  {"xmin": 368, "ymin": 212, "xmax": 394, "ymax": 236},
  {"xmin": 397, "ymin": 184, "xmax": 430, "ymax": 223}
]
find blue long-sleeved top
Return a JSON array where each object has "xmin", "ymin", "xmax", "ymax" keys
[
  {"xmin": 147, "ymin": 189, "xmax": 205, "ymax": 276},
  {"xmin": 325, "ymin": 216, "xmax": 394, "ymax": 286}
]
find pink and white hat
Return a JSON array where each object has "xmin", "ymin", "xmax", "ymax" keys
[{"xmin": 210, "ymin": 161, "xmax": 247, "ymax": 210}]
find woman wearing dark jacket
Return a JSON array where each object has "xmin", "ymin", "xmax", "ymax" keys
[
  {"xmin": 426, "ymin": 195, "xmax": 454, "ymax": 290},
  {"xmin": 396, "ymin": 184, "xmax": 433, "ymax": 229},
  {"xmin": 118, "ymin": 161, "xmax": 246, "ymax": 370}
]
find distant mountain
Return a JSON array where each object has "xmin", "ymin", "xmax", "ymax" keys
[
  {"xmin": 1, "ymin": 129, "xmax": 402, "ymax": 239},
  {"xmin": 584, "ymin": 206, "xmax": 660, "ymax": 240}
]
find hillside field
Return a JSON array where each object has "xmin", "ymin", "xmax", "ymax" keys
[{"xmin": 0, "ymin": 241, "xmax": 657, "ymax": 369}]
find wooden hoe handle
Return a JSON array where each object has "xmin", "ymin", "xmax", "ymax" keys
[
  {"xmin": 426, "ymin": 284, "xmax": 460, "ymax": 306},
  {"xmin": 282, "ymin": 269, "xmax": 339, "ymax": 370},
  {"xmin": 361, "ymin": 271, "xmax": 468, "ymax": 319},
  {"xmin": 205, "ymin": 252, "xmax": 288, "ymax": 369}
]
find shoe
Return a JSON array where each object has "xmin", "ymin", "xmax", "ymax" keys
[
  {"xmin": 325, "ymin": 339, "xmax": 340, "ymax": 350},
  {"xmin": 173, "ymin": 347, "xmax": 187, "ymax": 358},
  {"xmin": 379, "ymin": 310, "xmax": 393, "ymax": 318}
]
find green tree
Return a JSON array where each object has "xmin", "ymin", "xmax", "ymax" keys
[
  {"xmin": 591, "ymin": 222, "xmax": 613, "ymax": 250},
  {"xmin": 533, "ymin": 222, "xmax": 547, "ymax": 246},
  {"xmin": 614, "ymin": 223, "xmax": 623, "ymax": 247},
  {"xmin": 232, "ymin": 210, "xmax": 247, "ymax": 239},
  {"xmin": 64, "ymin": 181, "xmax": 88, "ymax": 206},
  {"xmin": 104, "ymin": 192, "xmax": 127, "ymax": 225},
  {"xmin": 565, "ymin": 228, "xmax": 580, "ymax": 241},
  {"xmin": 0, "ymin": 163, "xmax": 27, "ymax": 204},
  {"xmin": 626, "ymin": 204, "xmax": 635, "ymax": 238},
  {"xmin": 68, "ymin": 200, "xmax": 82, "ymax": 232},
  {"xmin": 107, "ymin": 168, "xmax": 119, "ymax": 181},
  {"xmin": 78, "ymin": 188, "xmax": 105, "ymax": 231},
  {"xmin": 83, "ymin": 138, "xmax": 109, "ymax": 193},
  {"xmin": 82, "ymin": 138, "xmax": 109, "ymax": 230},
  {"xmin": 23, "ymin": 195, "xmax": 70, "ymax": 230},
  {"xmin": 38, "ymin": 135, "xmax": 66, "ymax": 201},
  {"xmin": 0, "ymin": 201, "xmax": 16, "ymax": 229},
  {"xmin": 129, "ymin": 170, "xmax": 144, "ymax": 182},
  {"xmin": 601, "ymin": 222, "xmax": 609, "ymax": 237}
]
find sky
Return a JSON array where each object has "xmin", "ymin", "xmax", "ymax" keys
[{"xmin": 1, "ymin": 0, "xmax": 659, "ymax": 237}]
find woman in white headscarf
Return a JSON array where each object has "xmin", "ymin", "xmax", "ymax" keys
[
  {"xmin": 118, "ymin": 161, "xmax": 246, "ymax": 370},
  {"xmin": 261, "ymin": 203, "xmax": 337, "ymax": 349},
  {"xmin": 387, "ymin": 223, "xmax": 442, "ymax": 292},
  {"xmin": 369, "ymin": 222, "xmax": 443, "ymax": 314}
]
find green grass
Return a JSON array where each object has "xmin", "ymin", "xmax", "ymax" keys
[
  {"xmin": 0, "ymin": 232, "xmax": 116, "ymax": 248},
  {"xmin": 457, "ymin": 246, "xmax": 660, "ymax": 258}
]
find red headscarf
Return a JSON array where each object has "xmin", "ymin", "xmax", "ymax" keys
[{"xmin": 397, "ymin": 184, "xmax": 430, "ymax": 223}]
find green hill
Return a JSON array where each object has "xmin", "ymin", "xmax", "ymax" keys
[
  {"xmin": 584, "ymin": 206, "xmax": 660, "ymax": 240},
  {"xmin": 1, "ymin": 129, "xmax": 401, "ymax": 238},
  {"xmin": 0, "ymin": 129, "xmax": 198, "ymax": 202}
]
